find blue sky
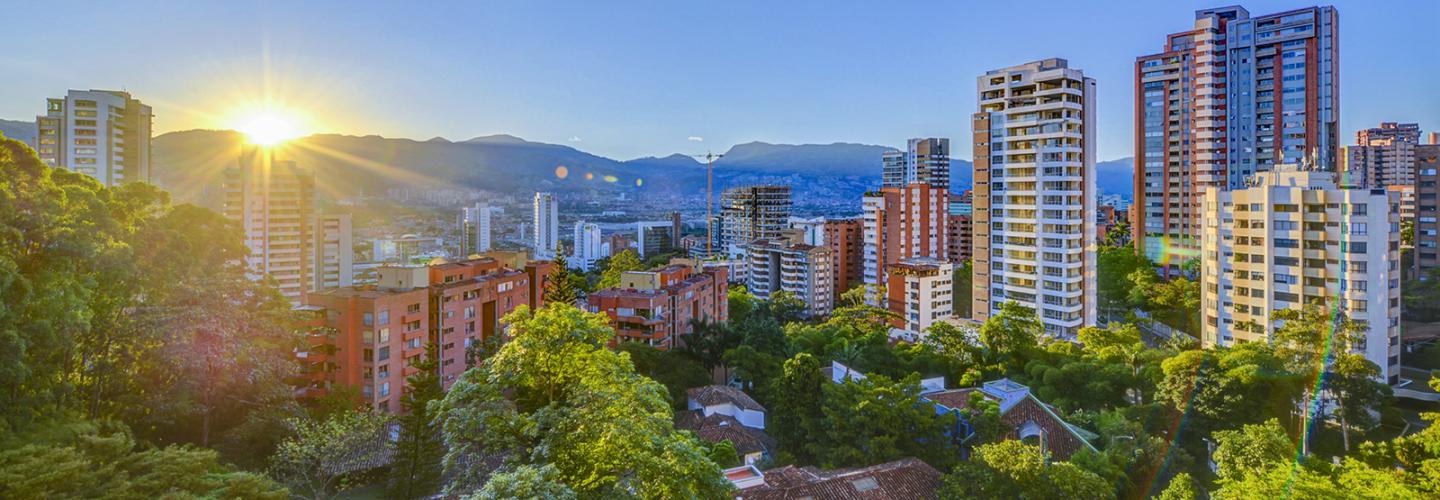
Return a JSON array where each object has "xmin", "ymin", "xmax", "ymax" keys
[{"xmin": 1, "ymin": 0, "xmax": 1436, "ymax": 161}]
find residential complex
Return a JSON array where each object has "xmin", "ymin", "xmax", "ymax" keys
[
  {"xmin": 573, "ymin": 221, "xmax": 605, "ymax": 271},
  {"xmin": 882, "ymin": 138, "xmax": 951, "ymax": 188},
  {"xmin": 1414, "ymin": 143, "xmax": 1440, "ymax": 279},
  {"xmin": 1200, "ymin": 167, "xmax": 1401, "ymax": 384},
  {"xmin": 972, "ymin": 58, "xmax": 1098, "ymax": 337},
  {"xmin": 299, "ymin": 256, "xmax": 547, "ymax": 412},
  {"xmin": 34, "ymin": 89, "xmax": 152, "ymax": 186},
  {"xmin": 745, "ymin": 235, "xmax": 834, "ymax": 318},
  {"xmin": 860, "ymin": 184, "xmax": 949, "ymax": 286},
  {"xmin": 720, "ymin": 185, "xmax": 793, "ymax": 257},
  {"xmin": 460, "ymin": 202, "xmax": 493, "ymax": 255},
  {"xmin": 533, "ymin": 192, "xmax": 559, "ymax": 260},
  {"xmin": 224, "ymin": 148, "xmax": 318, "ymax": 304},
  {"xmin": 587, "ymin": 263, "xmax": 729, "ymax": 349},
  {"xmin": 1134, "ymin": 5, "xmax": 1339, "ymax": 273},
  {"xmin": 1344, "ymin": 122, "xmax": 1420, "ymax": 188},
  {"xmin": 823, "ymin": 218, "xmax": 863, "ymax": 300},
  {"xmin": 884, "ymin": 257, "xmax": 954, "ymax": 336},
  {"xmin": 312, "ymin": 213, "xmax": 355, "ymax": 292}
]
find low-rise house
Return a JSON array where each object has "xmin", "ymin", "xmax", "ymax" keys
[
  {"xmin": 729, "ymin": 457, "xmax": 942, "ymax": 499},
  {"xmin": 825, "ymin": 361, "xmax": 1096, "ymax": 460},
  {"xmin": 677, "ymin": 385, "xmax": 774, "ymax": 465}
]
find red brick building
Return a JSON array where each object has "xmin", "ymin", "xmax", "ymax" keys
[
  {"xmin": 945, "ymin": 214, "xmax": 972, "ymax": 265},
  {"xmin": 823, "ymin": 218, "xmax": 862, "ymax": 300},
  {"xmin": 587, "ymin": 263, "xmax": 728, "ymax": 349},
  {"xmin": 300, "ymin": 257, "xmax": 547, "ymax": 413}
]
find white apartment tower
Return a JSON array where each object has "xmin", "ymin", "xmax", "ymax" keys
[
  {"xmin": 533, "ymin": 192, "xmax": 559, "ymax": 260},
  {"xmin": 312, "ymin": 213, "xmax": 354, "ymax": 292},
  {"xmin": 972, "ymin": 58, "xmax": 1098, "ymax": 338},
  {"xmin": 572, "ymin": 221, "xmax": 604, "ymax": 272},
  {"xmin": 746, "ymin": 236, "xmax": 834, "ymax": 318},
  {"xmin": 1201, "ymin": 167, "xmax": 1401, "ymax": 384},
  {"xmin": 461, "ymin": 203, "xmax": 493, "ymax": 255},
  {"xmin": 224, "ymin": 148, "xmax": 317, "ymax": 305},
  {"xmin": 34, "ymin": 89, "xmax": 153, "ymax": 186}
]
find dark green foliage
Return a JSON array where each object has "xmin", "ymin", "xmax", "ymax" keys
[
  {"xmin": 619, "ymin": 341, "xmax": 713, "ymax": 408},
  {"xmin": 386, "ymin": 345, "xmax": 445, "ymax": 499}
]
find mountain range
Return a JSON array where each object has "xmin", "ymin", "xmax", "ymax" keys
[{"xmin": 1, "ymin": 119, "xmax": 1134, "ymax": 207}]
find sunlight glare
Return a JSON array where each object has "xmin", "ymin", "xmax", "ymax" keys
[{"xmin": 238, "ymin": 112, "xmax": 304, "ymax": 146}]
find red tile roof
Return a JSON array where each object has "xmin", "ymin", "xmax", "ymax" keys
[{"xmin": 736, "ymin": 457, "xmax": 942, "ymax": 499}]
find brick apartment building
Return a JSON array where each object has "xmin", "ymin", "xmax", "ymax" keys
[
  {"xmin": 587, "ymin": 263, "xmax": 728, "ymax": 349},
  {"xmin": 823, "ymin": 218, "xmax": 863, "ymax": 300},
  {"xmin": 298, "ymin": 256, "xmax": 552, "ymax": 413}
]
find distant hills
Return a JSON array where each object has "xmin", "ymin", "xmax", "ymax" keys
[
  {"xmin": 3, "ymin": 119, "xmax": 1135, "ymax": 207},
  {"xmin": 0, "ymin": 119, "xmax": 36, "ymax": 145}
]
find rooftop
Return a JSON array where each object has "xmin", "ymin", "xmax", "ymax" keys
[
  {"xmin": 735, "ymin": 457, "xmax": 942, "ymax": 499},
  {"xmin": 687, "ymin": 385, "xmax": 765, "ymax": 412}
]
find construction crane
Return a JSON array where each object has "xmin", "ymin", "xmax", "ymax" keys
[{"xmin": 692, "ymin": 152, "xmax": 723, "ymax": 258}]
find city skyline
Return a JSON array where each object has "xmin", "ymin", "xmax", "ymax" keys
[{"xmin": 2, "ymin": 1, "xmax": 1437, "ymax": 162}]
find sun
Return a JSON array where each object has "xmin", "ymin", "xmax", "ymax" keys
[{"xmin": 237, "ymin": 112, "xmax": 305, "ymax": 146}]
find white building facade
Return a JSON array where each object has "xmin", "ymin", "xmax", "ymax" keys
[
  {"xmin": 533, "ymin": 192, "xmax": 559, "ymax": 260},
  {"xmin": 1201, "ymin": 168, "xmax": 1402, "ymax": 384},
  {"xmin": 972, "ymin": 58, "xmax": 1098, "ymax": 338}
]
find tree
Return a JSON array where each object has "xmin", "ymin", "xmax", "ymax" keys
[
  {"xmin": 940, "ymin": 440, "xmax": 1112, "ymax": 499},
  {"xmin": 471, "ymin": 464, "xmax": 576, "ymax": 500},
  {"xmin": 270, "ymin": 410, "xmax": 391, "ymax": 500},
  {"xmin": 596, "ymin": 249, "xmax": 642, "ymax": 290},
  {"xmin": 0, "ymin": 421, "xmax": 287, "ymax": 499},
  {"xmin": 976, "ymin": 301, "xmax": 1042, "ymax": 374},
  {"xmin": 386, "ymin": 345, "xmax": 445, "ymax": 499},
  {"xmin": 953, "ymin": 258, "xmax": 974, "ymax": 318},
  {"xmin": 1096, "ymin": 246, "xmax": 1153, "ymax": 316},
  {"xmin": 766, "ymin": 353, "xmax": 824, "ymax": 460},
  {"xmin": 544, "ymin": 252, "xmax": 580, "ymax": 305},
  {"xmin": 1328, "ymin": 353, "xmax": 1393, "ymax": 452},
  {"xmin": 619, "ymin": 342, "xmax": 712, "ymax": 408},
  {"xmin": 809, "ymin": 373, "xmax": 957, "ymax": 470},
  {"xmin": 433, "ymin": 305, "xmax": 730, "ymax": 498},
  {"xmin": 706, "ymin": 439, "xmax": 741, "ymax": 468},
  {"xmin": 1157, "ymin": 472, "xmax": 1199, "ymax": 500},
  {"xmin": 767, "ymin": 289, "xmax": 807, "ymax": 324},
  {"xmin": 1212, "ymin": 418, "xmax": 1295, "ymax": 482}
]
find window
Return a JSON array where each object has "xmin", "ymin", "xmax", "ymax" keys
[
  {"xmin": 378, "ymin": 328, "xmax": 390, "ymax": 343},
  {"xmin": 363, "ymin": 312, "xmax": 374, "ymax": 326},
  {"xmin": 378, "ymin": 309, "xmax": 390, "ymax": 325},
  {"xmin": 378, "ymin": 346, "xmax": 390, "ymax": 361},
  {"xmin": 408, "ymin": 303, "xmax": 421, "ymax": 314},
  {"xmin": 379, "ymin": 382, "xmax": 390, "ymax": 397}
]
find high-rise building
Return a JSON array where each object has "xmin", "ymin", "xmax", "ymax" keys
[
  {"xmin": 788, "ymin": 216, "xmax": 827, "ymax": 246},
  {"xmin": 720, "ymin": 185, "xmax": 792, "ymax": 257},
  {"xmin": 746, "ymin": 236, "xmax": 834, "ymax": 317},
  {"xmin": 460, "ymin": 203, "xmax": 493, "ymax": 255},
  {"xmin": 885, "ymin": 257, "xmax": 955, "ymax": 335},
  {"xmin": 533, "ymin": 192, "xmax": 559, "ymax": 260},
  {"xmin": 1415, "ymin": 144, "xmax": 1440, "ymax": 279},
  {"xmin": 34, "ymin": 89, "xmax": 152, "ymax": 186},
  {"xmin": 947, "ymin": 214, "xmax": 973, "ymax": 265},
  {"xmin": 1200, "ymin": 167, "xmax": 1400, "ymax": 384},
  {"xmin": 313, "ymin": 213, "xmax": 354, "ymax": 292},
  {"xmin": 861, "ymin": 183, "xmax": 948, "ymax": 287},
  {"xmin": 1134, "ymin": 6, "xmax": 1339, "ymax": 272},
  {"xmin": 670, "ymin": 211, "xmax": 683, "ymax": 248},
  {"xmin": 637, "ymin": 221, "xmax": 675, "ymax": 258},
  {"xmin": 882, "ymin": 138, "xmax": 950, "ymax": 188},
  {"xmin": 572, "ymin": 221, "xmax": 604, "ymax": 271},
  {"xmin": 587, "ymin": 263, "xmax": 729, "ymax": 349},
  {"xmin": 973, "ymin": 58, "xmax": 1097, "ymax": 338},
  {"xmin": 823, "ymin": 218, "xmax": 863, "ymax": 300},
  {"xmin": 1344, "ymin": 123, "xmax": 1420, "ymax": 188},
  {"xmin": 224, "ymin": 148, "xmax": 317, "ymax": 305}
]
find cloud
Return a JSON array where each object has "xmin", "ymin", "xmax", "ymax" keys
[
  {"xmin": 687, "ymin": 136, "xmax": 704, "ymax": 142},
  {"xmin": 568, "ymin": 136, "xmax": 583, "ymax": 142}
]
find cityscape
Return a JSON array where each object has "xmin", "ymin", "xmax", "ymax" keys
[{"xmin": 3, "ymin": 1, "xmax": 1440, "ymax": 499}]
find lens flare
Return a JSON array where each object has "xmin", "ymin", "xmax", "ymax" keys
[{"xmin": 555, "ymin": 165, "xmax": 569, "ymax": 179}]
